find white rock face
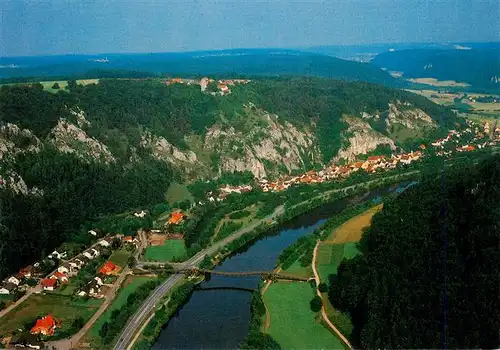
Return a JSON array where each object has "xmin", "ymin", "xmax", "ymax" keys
[
  {"xmin": 50, "ymin": 119, "xmax": 115, "ymax": 164},
  {"xmin": 70, "ymin": 107, "xmax": 91, "ymax": 128},
  {"xmin": 0, "ymin": 170, "xmax": 43, "ymax": 196},
  {"xmin": 335, "ymin": 116, "xmax": 396, "ymax": 162},
  {"xmin": 385, "ymin": 102, "xmax": 437, "ymax": 131},
  {"xmin": 0, "ymin": 123, "xmax": 41, "ymax": 160},
  {"xmin": 140, "ymin": 130, "xmax": 198, "ymax": 164},
  {"xmin": 204, "ymin": 111, "xmax": 322, "ymax": 178}
]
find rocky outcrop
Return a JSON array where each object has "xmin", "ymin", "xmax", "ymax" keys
[
  {"xmin": 50, "ymin": 119, "xmax": 115, "ymax": 164},
  {"xmin": 70, "ymin": 107, "xmax": 91, "ymax": 128},
  {"xmin": 335, "ymin": 116, "xmax": 396, "ymax": 162},
  {"xmin": 385, "ymin": 101, "xmax": 437, "ymax": 131},
  {"xmin": 204, "ymin": 109, "xmax": 322, "ymax": 178},
  {"xmin": 0, "ymin": 170, "xmax": 43, "ymax": 196},
  {"xmin": 0, "ymin": 123, "xmax": 41, "ymax": 161},
  {"xmin": 140, "ymin": 130, "xmax": 198, "ymax": 164}
]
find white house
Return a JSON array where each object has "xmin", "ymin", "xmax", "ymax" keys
[
  {"xmin": 98, "ymin": 239, "xmax": 110, "ymax": 247},
  {"xmin": 57, "ymin": 264, "xmax": 71, "ymax": 274},
  {"xmin": 88, "ymin": 230, "xmax": 97, "ymax": 236},
  {"xmin": 82, "ymin": 250, "xmax": 95, "ymax": 260},
  {"xmin": 94, "ymin": 276, "xmax": 103, "ymax": 286},
  {"xmin": 0, "ymin": 283, "xmax": 16, "ymax": 295},
  {"xmin": 69, "ymin": 260, "xmax": 83, "ymax": 270},
  {"xmin": 48, "ymin": 250, "xmax": 67, "ymax": 260},
  {"xmin": 91, "ymin": 248, "xmax": 100, "ymax": 257},
  {"xmin": 134, "ymin": 210, "xmax": 147, "ymax": 218},
  {"xmin": 7, "ymin": 276, "xmax": 21, "ymax": 286}
]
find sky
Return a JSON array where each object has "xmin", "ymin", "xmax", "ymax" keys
[{"xmin": 1, "ymin": 0, "xmax": 498, "ymax": 57}]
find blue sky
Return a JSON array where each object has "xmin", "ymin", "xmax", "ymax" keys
[{"xmin": 1, "ymin": 0, "xmax": 498, "ymax": 56}]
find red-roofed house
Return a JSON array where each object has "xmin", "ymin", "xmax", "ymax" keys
[
  {"xmin": 167, "ymin": 211, "xmax": 185, "ymax": 225},
  {"xmin": 99, "ymin": 261, "xmax": 121, "ymax": 275},
  {"xmin": 367, "ymin": 155, "xmax": 384, "ymax": 163},
  {"xmin": 41, "ymin": 278, "xmax": 57, "ymax": 291},
  {"xmin": 31, "ymin": 315, "xmax": 57, "ymax": 336},
  {"xmin": 49, "ymin": 272, "xmax": 69, "ymax": 284}
]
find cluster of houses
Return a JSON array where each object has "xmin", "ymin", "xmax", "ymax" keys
[
  {"xmin": 258, "ymin": 152, "xmax": 423, "ymax": 193},
  {"xmin": 162, "ymin": 77, "xmax": 250, "ymax": 96},
  {"xmin": 76, "ymin": 260, "xmax": 121, "ymax": 299},
  {"xmin": 40, "ymin": 237, "xmax": 116, "ymax": 294}
]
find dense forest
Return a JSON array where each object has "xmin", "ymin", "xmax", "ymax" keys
[
  {"xmin": 328, "ymin": 155, "xmax": 500, "ymax": 348},
  {"xmin": 0, "ymin": 148, "xmax": 172, "ymax": 279}
]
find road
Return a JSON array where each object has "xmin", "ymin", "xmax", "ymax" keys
[
  {"xmin": 312, "ymin": 241, "xmax": 353, "ymax": 349},
  {"xmin": 115, "ymin": 171, "xmax": 421, "ymax": 349},
  {"xmin": 47, "ymin": 268, "xmax": 131, "ymax": 350},
  {"xmin": 113, "ymin": 206, "xmax": 284, "ymax": 350}
]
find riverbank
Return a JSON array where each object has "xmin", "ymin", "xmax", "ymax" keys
[{"xmin": 121, "ymin": 173, "xmax": 421, "ymax": 349}]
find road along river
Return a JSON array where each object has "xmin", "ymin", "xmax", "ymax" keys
[{"xmin": 152, "ymin": 182, "xmax": 415, "ymax": 349}]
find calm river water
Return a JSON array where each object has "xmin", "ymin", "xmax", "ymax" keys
[{"xmin": 152, "ymin": 182, "xmax": 416, "ymax": 349}]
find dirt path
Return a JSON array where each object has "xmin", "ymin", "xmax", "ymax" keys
[
  {"xmin": 312, "ymin": 241, "xmax": 353, "ymax": 349},
  {"xmin": 47, "ymin": 268, "xmax": 131, "ymax": 350}
]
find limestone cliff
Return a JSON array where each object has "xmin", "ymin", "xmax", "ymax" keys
[
  {"xmin": 203, "ymin": 106, "xmax": 322, "ymax": 178},
  {"xmin": 335, "ymin": 116, "xmax": 396, "ymax": 162},
  {"xmin": 49, "ymin": 119, "xmax": 115, "ymax": 164}
]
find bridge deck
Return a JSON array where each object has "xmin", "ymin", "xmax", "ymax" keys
[{"xmin": 173, "ymin": 268, "xmax": 312, "ymax": 282}]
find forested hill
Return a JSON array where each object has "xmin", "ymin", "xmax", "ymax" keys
[
  {"xmin": 329, "ymin": 155, "xmax": 500, "ymax": 349},
  {"xmin": 0, "ymin": 49, "xmax": 406, "ymax": 88},
  {"xmin": 371, "ymin": 48, "xmax": 500, "ymax": 91},
  {"xmin": 0, "ymin": 77, "xmax": 457, "ymax": 279}
]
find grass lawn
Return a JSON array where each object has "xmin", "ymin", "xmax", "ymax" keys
[
  {"xmin": 284, "ymin": 258, "xmax": 314, "ymax": 278},
  {"xmin": 0, "ymin": 293, "xmax": 102, "ymax": 338},
  {"xmin": 109, "ymin": 249, "xmax": 132, "ymax": 268},
  {"xmin": 165, "ymin": 182, "xmax": 193, "ymax": 205},
  {"xmin": 263, "ymin": 282, "xmax": 345, "ymax": 349},
  {"xmin": 144, "ymin": 239, "xmax": 187, "ymax": 262},
  {"xmin": 86, "ymin": 275, "xmax": 155, "ymax": 344},
  {"xmin": 326, "ymin": 204, "xmax": 382, "ymax": 243}
]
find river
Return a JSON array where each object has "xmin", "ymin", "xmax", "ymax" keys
[{"xmin": 152, "ymin": 182, "xmax": 416, "ymax": 349}]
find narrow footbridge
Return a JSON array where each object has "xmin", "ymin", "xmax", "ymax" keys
[{"xmin": 173, "ymin": 267, "xmax": 313, "ymax": 282}]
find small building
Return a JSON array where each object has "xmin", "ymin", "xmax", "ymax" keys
[
  {"xmin": 50, "ymin": 272, "xmax": 69, "ymax": 284},
  {"xmin": 98, "ymin": 238, "xmax": 111, "ymax": 247},
  {"xmin": 134, "ymin": 210, "xmax": 147, "ymax": 218},
  {"xmin": 48, "ymin": 250, "xmax": 67, "ymax": 260},
  {"xmin": 77, "ymin": 279, "xmax": 103, "ymax": 298},
  {"xmin": 57, "ymin": 263, "xmax": 71, "ymax": 274},
  {"xmin": 88, "ymin": 229, "xmax": 98, "ymax": 236},
  {"xmin": 98, "ymin": 261, "xmax": 121, "ymax": 276},
  {"xmin": 7, "ymin": 275, "xmax": 21, "ymax": 286},
  {"xmin": 0, "ymin": 282, "xmax": 16, "ymax": 295},
  {"xmin": 31, "ymin": 315, "xmax": 57, "ymax": 336},
  {"xmin": 41, "ymin": 278, "xmax": 57, "ymax": 291},
  {"xmin": 167, "ymin": 211, "xmax": 185, "ymax": 225},
  {"xmin": 19, "ymin": 265, "xmax": 34, "ymax": 278}
]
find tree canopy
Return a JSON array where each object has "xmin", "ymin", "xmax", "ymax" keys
[{"xmin": 328, "ymin": 155, "xmax": 500, "ymax": 349}]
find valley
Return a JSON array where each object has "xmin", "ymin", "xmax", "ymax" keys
[{"xmin": 1, "ymin": 74, "xmax": 498, "ymax": 350}]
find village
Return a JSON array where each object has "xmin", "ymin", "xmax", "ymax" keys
[
  {"xmin": 163, "ymin": 77, "xmax": 250, "ymax": 95},
  {"xmin": 0, "ymin": 116, "xmax": 498, "ymax": 348}
]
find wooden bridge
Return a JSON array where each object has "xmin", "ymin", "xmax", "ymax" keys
[{"xmin": 173, "ymin": 267, "xmax": 313, "ymax": 282}]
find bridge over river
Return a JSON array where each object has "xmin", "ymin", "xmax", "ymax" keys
[{"xmin": 173, "ymin": 267, "xmax": 313, "ymax": 282}]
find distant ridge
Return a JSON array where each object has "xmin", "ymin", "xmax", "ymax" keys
[{"xmin": 0, "ymin": 48, "xmax": 406, "ymax": 88}]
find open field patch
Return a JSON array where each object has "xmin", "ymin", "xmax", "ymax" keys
[
  {"xmin": 144, "ymin": 239, "xmax": 186, "ymax": 262},
  {"xmin": 263, "ymin": 282, "xmax": 345, "ymax": 349},
  {"xmin": 283, "ymin": 258, "xmax": 313, "ymax": 278},
  {"xmin": 109, "ymin": 249, "xmax": 132, "ymax": 268},
  {"xmin": 407, "ymin": 77, "xmax": 470, "ymax": 87},
  {"xmin": 165, "ymin": 182, "xmax": 193, "ymax": 205},
  {"xmin": 149, "ymin": 233, "xmax": 167, "ymax": 246},
  {"xmin": 326, "ymin": 204, "xmax": 382, "ymax": 243},
  {"xmin": 0, "ymin": 294, "xmax": 102, "ymax": 339}
]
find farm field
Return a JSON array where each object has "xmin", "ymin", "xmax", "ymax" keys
[
  {"xmin": 85, "ymin": 275, "xmax": 155, "ymax": 345},
  {"xmin": 326, "ymin": 204, "xmax": 382, "ymax": 243},
  {"xmin": 316, "ymin": 243, "xmax": 359, "ymax": 283},
  {"xmin": 144, "ymin": 239, "xmax": 187, "ymax": 262},
  {"xmin": 109, "ymin": 249, "xmax": 132, "ymax": 268},
  {"xmin": 407, "ymin": 77, "xmax": 470, "ymax": 87},
  {"xmin": 0, "ymin": 293, "xmax": 102, "ymax": 339},
  {"xmin": 263, "ymin": 282, "xmax": 345, "ymax": 349}
]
